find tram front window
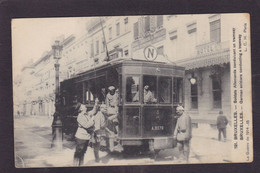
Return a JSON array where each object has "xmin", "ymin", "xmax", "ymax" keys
[
  {"xmin": 143, "ymin": 76, "xmax": 157, "ymax": 104},
  {"xmin": 126, "ymin": 76, "xmax": 140, "ymax": 103},
  {"xmin": 158, "ymin": 77, "xmax": 172, "ymax": 103}
]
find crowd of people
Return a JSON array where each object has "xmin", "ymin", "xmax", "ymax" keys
[{"xmin": 73, "ymin": 86, "xmax": 120, "ymax": 166}]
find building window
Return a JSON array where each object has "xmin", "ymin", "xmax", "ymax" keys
[
  {"xmin": 157, "ymin": 46, "xmax": 164, "ymax": 55},
  {"xmin": 134, "ymin": 22, "xmax": 139, "ymax": 40},
  {"xmin": 144, "ymin": 16, "xmax": 150, "ymax": 33},
  {"xmin": 109, "ymin": 27, "xmax": 112, "ymax": 40},
  {"xmin": 101, "ymin": 38, "xmax": 105, "ymax": 52},
  {"xmin": 191, "ymin": 83, "xmax": 198, "ymax": 109},
  {"xmin": 124, "ymin": 49, "xmax": 128, "ymax": 56},
  {"xmin": 124, "ymin": 17, "xmax": 128, "ymax": 32},
  {"xmin": 116, "ymin": 22, "xmax": 120, "ymax": 36},
  {"xmin": 212, "ymin": 75, "xmax": 222, "ymax": 108},
  {"xmin": 91, "ymin": 43, "xmax": 94, "ymax": 57},
  {"xmin": 169, "ymin": 30, "xmax": 177, "ymax": 40},
  {"xmin": 187, "ymin": 23, "xmax": 197, "ymax": 34},
  {"xmin": 157, "ymin": 15, "xmax": 163, "ymax": 28},
  {"xmin": 210, "ymin": 19, "xmax": 221, "ymax": 42},
  {"xmin": 96, "ymin": 40, "xmax": 99, "ymax": 55}
]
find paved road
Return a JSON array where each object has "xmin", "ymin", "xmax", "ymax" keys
[{"xmin": 14, "ymin": 116, "xmax": 231, "ymax": 167}]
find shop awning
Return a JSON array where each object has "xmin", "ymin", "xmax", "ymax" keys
[{"xmin": 176, "ymin": 49, "xmax": 230, "ymax": 70}]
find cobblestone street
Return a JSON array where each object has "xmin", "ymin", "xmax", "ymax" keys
[{"xmin": 14, "ymin": 116, "xmax": 232, "ymax": 167}]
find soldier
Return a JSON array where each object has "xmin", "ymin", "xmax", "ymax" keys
[
  {"xmin": 143, "ymin": 85, "xmax": 157, "ymax": 103},
  {"xmin": 92, "ymin": 103, "xmax": 107, "ymax": 163},
  {"xmin": 217, "ymin": 110, "xmax": 228, "ymax": 142},
  {"xmin": 106, "ymin": 86, "xmax": 119, "ymax": 135},
  {"xmin": 173, "ymin": 105, "xmax": 192, "ymax": 163},
  {"xmin": 73, "ymin": 99, "xmax": 98, "ymax": 166}
]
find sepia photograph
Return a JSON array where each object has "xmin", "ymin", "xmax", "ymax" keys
[{"xmin": 12, "ymin": 13, "xmax": 252, "ymax": 168}]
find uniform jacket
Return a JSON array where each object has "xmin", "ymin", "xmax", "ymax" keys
[
  {"xmin": 174, "ymin": 113, "xmax": 192, "ymax": 141},
  {"xmin": 144, "ymin": 89, "xmax": 156, "ymax": 103},
  {"xmin": 94, "ymin": 111, "xmax": 106, "ymax": 133},
  {"xmin": 217, "ymin": 115, "xmax": 228, "ymax": 129},
  {"xmin": 106, "ymin": 93, "xmax": 119, "ymax": 115},
  {"xmin": 75, "ymin": 105, "xmax": 97, "ymax": 140}
]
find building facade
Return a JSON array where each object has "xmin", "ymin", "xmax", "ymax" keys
[
  {"xmin": 17, "ymin": 35, "xmax": 75, "ymax": 117},
  {"xmin": 17, "ymin": 14, "xmax": 231, "ymax": 126}
]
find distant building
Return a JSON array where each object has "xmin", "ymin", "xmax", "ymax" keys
[
  {"xmin": 129, "ymin": 14, "xmax": 230, "ymax": 126},
  {"xmin": 19, "ymin": 35, "xmax": 75, "ymax": 117}
]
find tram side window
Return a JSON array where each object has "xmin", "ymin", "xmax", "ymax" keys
[
  {"xmin": 158, "ymin": 77, "xmax": 172, "ymax": 103},
  {"xmin": 173, "ymin": 78, "xmax": 183, "ymax": 103},
  {"xmin": 143, "ymin": 76, "xmax": 157, "ymax": 104},
  {"xmin": 85, "ymin": 80, "xmax": 96, "ymax": 104},
  {"xmin": 126, "ymin": 76, "xmax": 140, "ymax": 103}
]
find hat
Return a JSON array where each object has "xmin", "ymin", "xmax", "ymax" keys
[
  {"xmin": 176, "ymin": 105, "xmax": 184, "ymax": 111},
  {"xmin": 219, "ymin": 111, "xmax": 223, "ymax": 114},
  {"xmin": 108, "ymin": 86, "xmax": 115, "ymax": 90}
]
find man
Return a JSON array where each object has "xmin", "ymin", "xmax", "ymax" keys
[
  {"xmin": 92, "ymin": 103, "xmax": 107, "ymax": 163},
  {"xmin": 217, "ymin": 110, "xmax": 228, "ymax": 142},
  {"xmin": 143, "ymin": 85, "xmax": 157, "ymax": 103},
  {"xmin": 106, "ymin": 86, "xmax": 119, "ymax": 135},
  {"xmin": 173, "ymin": 105, "xmax": 192, "ymax": 163},
  {"xmin": 73, "ymin": 99, "xmax": 98, "ymax": 166}
]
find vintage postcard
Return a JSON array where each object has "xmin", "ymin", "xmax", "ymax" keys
[{"xmin": 12, "ymin": 13, "xmax": 252, "ymax": 167}]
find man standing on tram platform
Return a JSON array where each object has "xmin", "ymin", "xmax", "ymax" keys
[
  {"xmin": 106, "ymin": 86, "xmax": 119, "ymax": 135},
  {"xmin": 92, "ymin": 103, "xmax": 107, "ymax": 163},
  {"xmin": 173, "ymin": 105, "xmax": 192, "ymax": 163}
]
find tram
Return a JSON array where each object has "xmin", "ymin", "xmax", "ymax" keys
[{"xmin": 59, "ymin": 59, "xmax": 185, "ymax": 154}]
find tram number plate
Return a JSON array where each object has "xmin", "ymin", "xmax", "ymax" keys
[{"xmin": 151, "ymin": 126, "xmax": 164, "ymax": 130}]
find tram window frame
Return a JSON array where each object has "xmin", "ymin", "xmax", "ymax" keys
[
  {"xmin": 173, "ymin": 77, "xmax": 183, "ymax": 104},
  {"xmin": 158, "ymin": 76, "xmax": 172, "ymax": 104},
  {"xmin": 85, "ymin": 80, "xmax": 96, "ymax": 105},
  {"xmin": 125, "ymin": 75, "xmax": 141, "ymax": 104},
  {"xmin": 143, "ymin": 75, "xmax": 158, "ymax": 104}
]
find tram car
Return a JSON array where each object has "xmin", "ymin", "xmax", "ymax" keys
[{"xmin": 59, "ymin": 59, "xmax": 185, "ymax": 154}]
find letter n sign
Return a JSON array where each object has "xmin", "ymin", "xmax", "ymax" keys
[{"xmin": 144, "ymin": 46, "xmax": 158, "ymax": 61}]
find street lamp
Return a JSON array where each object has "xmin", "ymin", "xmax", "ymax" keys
[
  {"xmin": 51, "ymin": 40, "xmax": 63, "ymax": 151},
  {"xmin": 189, "ymin": 72, "xmax": 197, "ymax": 85}
]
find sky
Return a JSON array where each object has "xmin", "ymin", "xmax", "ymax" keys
[{"xmin": 12, "ymin": 17, "xmax": 91, "ymax": 76}]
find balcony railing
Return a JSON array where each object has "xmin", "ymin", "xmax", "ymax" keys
[{"xmin": 132, "ymin": 28, "xmax": 166, "ymax": 51}]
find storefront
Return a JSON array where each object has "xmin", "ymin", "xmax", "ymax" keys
[{"xmin": 177, "ymin": 41, "xmax": 231, "ymax": 127}]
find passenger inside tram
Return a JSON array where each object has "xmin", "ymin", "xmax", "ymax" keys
[{"xmin": 143, "ymin": 85, "xmax": 157, "ymax": 103}]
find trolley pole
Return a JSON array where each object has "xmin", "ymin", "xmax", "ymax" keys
[{"xmin": 51, "ymin": 40, "xmax": 63, "ymax": 151}]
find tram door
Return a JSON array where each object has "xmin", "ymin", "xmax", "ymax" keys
[{"xmin": 123, "ymin": 75, "xmax": 141, "ymax": 138}]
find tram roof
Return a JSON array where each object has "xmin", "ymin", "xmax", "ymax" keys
[{"xmin": 63, "ymin": 58, "xmax": 184, "ymax": 82}]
